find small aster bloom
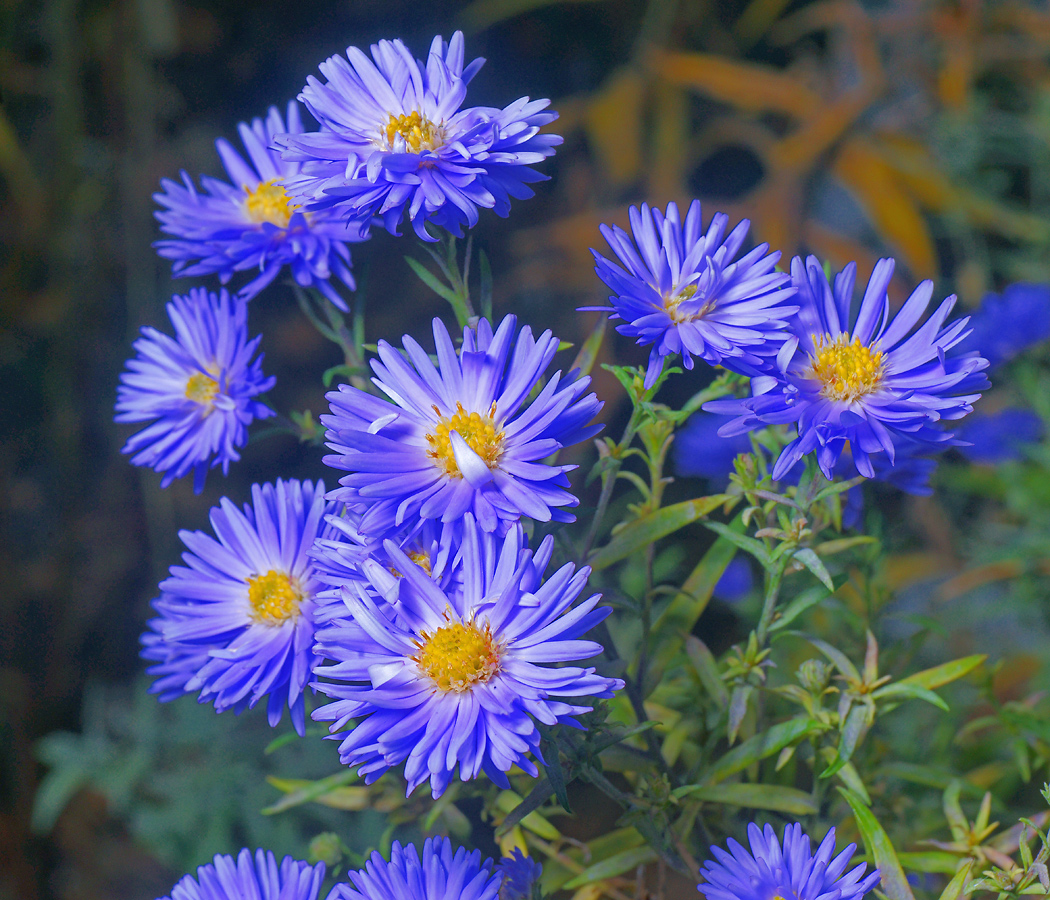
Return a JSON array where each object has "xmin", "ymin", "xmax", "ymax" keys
[
  {"xmin": 312, "ymin": 516, "xmax": 623, "ymax": 797},
  {"xmin": 328, "ymin": 839, "xmax": 500, "ymax": 900},
  {"xmin": 957, "ymin": 282, "xmax": 1050, "ymax": 369},
  {"xmin": 278, "ymin": 32, "xmax": 561, "ymax": 240},
  {"xmin": 697, "ymin": 823, "xmax": 880, "ymax": 900},
  {"xmin": 156, "ymin": 848, "xmax": 324, "ymax": 900},
  {"xmin": 322, "ymin": 315, "xmax": 602, "ymax": 534},
  {"xmin": 142, "ymin": 479, "xmax": 335, "ymax": 734},
  {"xmin": 705, "ymin": 256, "xmax": 989, "ymax": 481},
  {"xmin": 674, "ymin": 412, "xmax": 754, "ymax": 488},
  {"xmin": 587, "ymin": 201, "xmax": 798, "ymax": 388},
  {"xmin": 957, "ymin": 407, "xmax": 1043, "ymax": 464},
  {"xmin": 115, "ymin": 287, "xmax": 275, "ymax": 492},
  {"xmin": 154, "ymin": 101, "xmax": 366, "ymax": 307},
  {"xmin": 499, "ymin": 849, "xmax": 542, "ymax": 900}
]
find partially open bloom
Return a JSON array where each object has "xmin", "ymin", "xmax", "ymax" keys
[
  {"xmin": 142, "ymin": 479, "xmax": 334, "ymax": 734},
  {"xmin": 279, "ymin": 32, "xmax": 561, "ymax": 240},
  {"xmin": 706, "ymin": 256, "xmax": 989, "ymax": 480},
  {"xmin": 312, "ymin": 517, "xmax": 623, "ymax": 797},
  {"xmin": 115, "ymin": 288, "xmax": 274, "ymax": 492},
  {"xmin": 155, "ymin": 849, "xmax": 324, "ymax": 900},
  {"xmin": 587, "ymin": 201, "xmax": 798, "ymax": 388},
  {"xmin": 698, "ymin": 823, "xmax": 880, "ymax": 900},
  {"xmin": 322, "ymin": 315, "xmax": 602, "ymax": 534},
  {"xmin": 499, "ymin": 849, "xmax": 543, "ymax": 900},
  {"xmin": 154, "ymin": 101, "xmax": 366, "ymax": 307},
  {"xmin": 328, "ymin": 839, "xmax": 500, "ymax": 900}
]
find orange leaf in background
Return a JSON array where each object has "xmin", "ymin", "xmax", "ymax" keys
[
  {"xmin": 768, "ymin": 94, "xmax": 869, "ymax": 173},
  {"xmin": 584, "ymin": 68, "xmax": 645, "ymax": 187},
  {"xmin": 832, "ymin": 137, "xmax": 938, "ymax": 280},
  {"xmin": 647, "ymin": 83, "xmax": 690, "ymax": 202},
  {"xmin": 650, "ymin": 49, "xmax": 821, "ymax": 118}
]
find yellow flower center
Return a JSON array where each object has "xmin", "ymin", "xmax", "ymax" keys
[
  {"xmin": 413, "ymin": 620, "xmax": 502, "ymax": 693},
  {"xmin": 408, "ymin": 550, "xmax": 433, "ymax": 575},
  {"xmin": 385, "ymin": 111, "xmax": 444, "ymax": 153},
  {"xmin": 247, "ymin": 569, "xmax": 302, "ymax": 625},
  {"xmin": 426, "ymin": 402, "xmax": 505, "ymax": 477},
  {"xmin": 244, "ymin": 179, "xmax": 299, "ymax": 228},
  {"xmin": 808, "ymin": 333, "xmax": 885, "ymax": 403},
  {"xmin": 185, "ymin": 371, "xmax": 220, "ymax": 406}
]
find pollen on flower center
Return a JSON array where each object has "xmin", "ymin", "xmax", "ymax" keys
[
  {"xmin": 413, "ymin": 620, "xmax": 502, "ymax": 693},
  {"xmin": 247, "ymin": 569, "xmax": 302, "ymax": 625},
  {"xmin": 384, "ymin": 111, "xmax": 444, "ymax": 153},
  {"xmin": 663, "ymin": 284, "xmax": 706, "ymax": 324},
  {"xmin": 808, "ymin": 333, "xmax": 885, "ymax": 402},
  {"xmin": 185, "ymin": 371, "xmax": 220, "ymax": 406},
  {"xmin": 408, "ymin": 550, "xmax": 433, "ymax": 575},
  {"xmin": 426, "ymin": 402, "xmax": 505, "ymax": 477},
  {"xmin": 244, "ymin": 179, "xmax": 299, "ymax": 228}
]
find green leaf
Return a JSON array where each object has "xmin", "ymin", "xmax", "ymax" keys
[
  {"xmin": 570, "ymin": 316, "xmax": 606, "ymax": 379},
  {"xmin": 587, "ymin": 495, "xmax": 731, "ymax": 570},
  {"xmin": 262, "ymin": 769, "xmax": 360, "ymax": 815},
  {"xmin": 685, "ymin": 636, "xmax": 728, "ymax": 707},
  {"xmin": 898, "ymin": 655, "xmax": 987, "ymax": 690},
  {"xmin": 936, "ymin": 860, "xmax": 973, "ymax": 900},
  {"xmin": 813, "ymin": 536, "xmax": 878, "ymax": 556},
  {"xmin": 495, "ymin": 779, "xmax": 554, "ymax": 837},
  {"xmin": 838, "ymin": 787, "xmax": 916, "ymax": 900},
  {"xmin": 834, "ymin": 759, "xmax": 871, "ymax": 804},
  {"xmin": 671, "ymin": 783, "xmax": 818, "ymax": 816},
  {"xmin": 769, "ymin": 582, "xmax": 835, "ymax": 633},
  {"xmin": 792, "ymin": 548, "xmax": 834, "ymax": 590},
  {"xmin": 702, "ymin": 520, "xmax": 771, "ymax": 567},
  {"xmin": 798, "ymin": 635, "xmax": 861, "ymax": 683},
  {"xmin": 895, "ymin": 852, "xmax": 966, "ymax": 875},
  {"xmin": 704, "ymin": 718, "xmax": 822, "ymax": 785},
  {"xmin": 562, "ymin": 846, "xmax": 659, "ymax": 889},
  {"xmin": 478, "ymin": 249, "xmax": 493, "ymax": 321},
  {"xmin": 872, "ymin": 682, "xmax": 949, "ymax": 712},
  {"xmin": 322, "ymin": 364, "xmax": 363, "ymax": 388},
  {"xmin": 404, "ymin": 256, "xmax": 461, "ymax": 304},
  {"xmin": 496, "ymin": 790, "xmax": 561, "ymax": 840}
]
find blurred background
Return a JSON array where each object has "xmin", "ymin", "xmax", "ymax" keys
[{"xmin": 6, "ymin": 0, "xmax": 1050, "ymax": 897}]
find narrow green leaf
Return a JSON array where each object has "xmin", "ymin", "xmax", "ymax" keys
[
  {"xmin": 895, "ymin": 852, "xmax": 966, "ymax": 875},
  {"xmin": 703, "ymin": 520, "xmax": 771, "ymax": 566},
  {"xmin": 769, "ymin": 583, "xmax": 833, "ymax": 633},
  {"xmin": 562, "ymin": 846, "xmax": 659, "ymax": 889},
  {"xmin": 834, "ymin": 760, "xmax": 871, "ymax": 804},
  {"xmin": 838, "ymin": 787, "xmax": 916, "ymax": 900},
  {"xmin": 672, "ymin": 783, "xmax": 818, "ymax": 816},
  {"xmin": 570, "ymin": 316, "xmax": 606, "ymax": 379},
  {"xmin": 899, "ymin": 655, "xmax": 987, "ymax": 690},
  {"xmin": 799, "ymin": 635, "xmax": 861, "ymax": 683},
  {"xmin": 588, "ymin": 495, "xmax": 731, "ymax": 570},
  {"xmin": 793, "ymin": 548, "xmax": 834, "ymax": 590},
  {"xmin": 262, "ymin": 769, "xmax": 360, "ymax": 815},
  {"xmin": 404, "ymin": 256, "xmax": 461, "ymax": 304},
  {"xmin": 936, "ymin": 860, "xmax": 973, "ymax": 900},
  {"xmin": 704, "ymin": 718, "xmax": 822, "ymax": 785},
  {"xmin": 495, "ymin": 780, "xmax": 554, "ymax": 837},
  {"xmin": 543, "ymin": 750, "xmax": 572, "ymax": 813},
  {"xmin": 728, "ymin": 684, "xmax": 753, "ymax": 744},
  {"xmin": 685, "ymin": 636, "xmax": 728, "ymax": 707},
  {"xmin": 1001, "ymin": 706, "xmax": 1050, "ymax": 744},
  {"xmin": 872, "ymin": 682, "xmax": 949, "ymax": 712},
  {"xmin": 813, "ymin": 536, "xmax": 877, "ymax": 556}
]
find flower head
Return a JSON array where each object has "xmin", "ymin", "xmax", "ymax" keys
[
  {"xmin": 705, "ymin": 256, "xmax": 989, "ymax": 480},
  {"xmin": 156, "ymin": 849, "xmax": 324, "ymax": 900},
  {"xmin": 322, "ymin": 315, "xmax": 602, "ymax": 534},
  {"xmin": 312, "ymin": 516, "xmax": 622, "ymax": 797},
  {"xmin": 957, "ymin": 282, "xmax": 1050, "ymax": 369},
  {"xmin": 957, "ymin": 407, "xmax": 1044, "ymax": 464},
  {"xmin": 279, "ymin": 32, "xmax": 561, "ymax": 240},
  {"xmin": 499, "ymin": 849, "xmax": 542, "ymax": 900},
  {"xmin": 115, "ymin": 287, "xmax": 274, "ymax": 492},
  {"xmin": 142, "ymin": 479, "xmax": 335, "ymax": 734},
  {"xmin": 328, "ymin": 838, "xmax": 500, "ymax": 900},
  {"xmin": 154, "ymin": 101, "xmax": 367, "ymax": 307},
  {"xmin": 587, "ymin": 201, "xmax": 798, "ymax": 388},
  {"xmin": 698, "ymin": 823, "xmax": 880, "ymax": 900}
]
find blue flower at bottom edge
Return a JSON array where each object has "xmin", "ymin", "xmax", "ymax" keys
[
  {"xmin": 312, "ymin": 515, "xmax": 623, "ymax": 797},
  {"xmin": 142, "ymin": 479, "xmax": 335, "ymax": 735},
  {"xmin": 706, "ymin": 256, "xmax": 989, "ymax": 481},
  {"xmin": 328, "ymin": 838, "xmax": 500, "ymax": 900},
  {"xmin": 115, "ymin": 287, "xmax": 275, "ymax": 492},
  {"xmin": 698, "ymin": 823, "xmax": 880, "ymax": 900},
  {"xmin": 499, "ymin": 849, "xmax": 542, "ymax": 900},
  {"xmin": 156, "ymin": 848, "xmax": 324, "ymax": 900},
  {"xmin": 154, "ymin": 101, "xmax": 367, "ymax": 308}
]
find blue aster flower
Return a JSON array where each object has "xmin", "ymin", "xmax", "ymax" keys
[
  {"xmin": 142, "ymin": 479, "xmax": 335, "ymax": 734},
  {"xmin": 328, "ymin": 838, "xmax": 500, "ymax": 900},
  {"xmin": 956, "ymin": 282, "xmax": 1050, "ymax": 369},
  {"xmin": 312, "ymin": 515, "xmax": 623, "ymax": 797},
  {"xmin": 586, "ymin": 201, "xmax": 798, "ymax": 388},
  {"xmin": 674, "ymin": 412, "xmax": 753, "ymax": 487},
  {"xmin": 698, "ymin": 823, "xmax": 880, "ymax": 900},
  {"xmin": 115, "ymin": 287, "xmax": 275, "ymax": 492},
  {"xmin": 957, "ymin": 407, "xmax": 1044, "ymax": 464},
  {"xmin": 499, "ymin": 849, "xmax": 542, "ymax": 900},
  {"xmin": 278, "ymin": 32, "xmax": 561, "ymax": 240},
  {"xmin": 154, "ymin": 101, "xmax": 367, "ymax": 308},
  {"xmin": 705, "ymin": 256, "xmax": 989, "ymax": 481},
  {"xmin": 322, "ymin": 315, "xmax": 602, "ymax": 535},
  {"xmin": 156, "ymin": 849, "xmax": 324, "ymax": 900}
]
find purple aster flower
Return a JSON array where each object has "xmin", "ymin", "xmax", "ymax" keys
[
  {"xmin": 278, "ymin": 32, "xmax": 561, "ymax": 240},
  {"xmin": 956, "ymin": 282, "xmax": 1050, "ymax": 369},
  {"xmin": 674, "ymin": 412, "xmax": 754, "ymax": 487},
  {"xmin": 312, "ymin": 516, "xmax": 623, "ymax": 797},
  {"xmin": 705, "ymin": 256, "xmax": 989, "ymax": 481},
  {"xmin": 957, "ymin": 407, "xmax": 1044, "ymax": 464},
  {"xmin": 499, "ymin": 849, "xmax": 542, "ymax": 900},
  {"xmin": 154, "ymin": 101, "xmax": 367, "ymax": 308},
  {"xmin": 142, "ymin": 479, "xmax": 335, "ymax": 734},
  {"xmin": 156, "ymin": 848, "xmax": 324, "ymax": 900},
  {"xmin": 698, "ymin": 823, "xmax": 880, "ymax": 900},
  {"xmin": 322, "ymin": 315, "xmax": 602, "ymax": 534},
  {"xmin": 328, "ymin": 838, "xmax": 500, "ymax": 900},
  {"xmin": 115, "ymin": 287, "xmax": 274, "ymax": 492},
  {"xmin": 586, "ymin": 201, "xmax": 798, "ymax": 388}
]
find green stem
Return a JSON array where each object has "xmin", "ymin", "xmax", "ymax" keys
[{"xmin": 755, "ymin": 559, "xmax": 787, "ymax": 645}]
